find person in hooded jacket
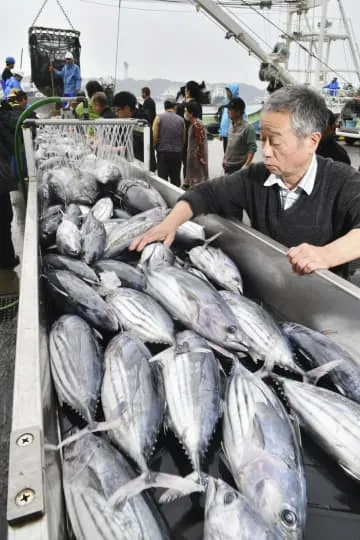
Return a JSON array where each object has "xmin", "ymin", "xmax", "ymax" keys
[{"xmin": 218, "ymin": 83, "xmax": 239, "ymax": 152}]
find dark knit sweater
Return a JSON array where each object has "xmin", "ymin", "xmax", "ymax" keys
[{"xmin": 180, "ymin": 156, "xmax": 360, "ymax": 250}]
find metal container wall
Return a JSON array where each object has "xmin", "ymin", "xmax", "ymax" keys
[{"xmin": 7, "ymin": 156, "xmax": 360, "ymax": 537}]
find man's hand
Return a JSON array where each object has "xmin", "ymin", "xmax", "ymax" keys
[
  {"xmin": 48, "ymin": 65, "xmax": 55, "ymax": 72},
  {"xmin": 287, "ymin": 243, "xmax": 331, "ymax": 275},
  {"xmin": 129, "ymin": 223, "xmax": 176, "ymax": 252}
]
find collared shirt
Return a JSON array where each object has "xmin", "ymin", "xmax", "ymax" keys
[{"xmin": 264, "ymin": 153, "xmax": 318, "ymax": 210}]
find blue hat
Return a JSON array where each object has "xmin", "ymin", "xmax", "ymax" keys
[{"xmin": 6, "ymin": 56, "xmax": 15, "ymax": 65}]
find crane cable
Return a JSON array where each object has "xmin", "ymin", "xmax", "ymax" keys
[{"xmin": 31, "ymin": 0, "xmax": 75, "ymax": 29}]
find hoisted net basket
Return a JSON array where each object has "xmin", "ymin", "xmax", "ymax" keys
[{"xmin": 29, "ymin": 26, "xmax": 81, "ymax": 97}]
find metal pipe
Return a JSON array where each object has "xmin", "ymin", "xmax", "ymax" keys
[
  {"xmin": 142, "ymin": 125, "xmax": 151, "ymax": 171},
  {"xmin": 337, "ymin": 0, "xmax": 360, "ymax": 84},
  {"xmin": 316, "ymin": 0, "xmax": 328, "ymax": 87}
]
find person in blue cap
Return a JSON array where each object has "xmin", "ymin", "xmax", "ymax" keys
[
  {"xmin": 49, "ymin": 51, "xmax": 81, "ymax": 101},
  {"xmin": 1, "ymin": 57, "xmax": 15, "ymax": 93}
]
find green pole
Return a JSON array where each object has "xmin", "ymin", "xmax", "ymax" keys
[{"xmin": 14, "ymin": 97, "xmax": 61, "ymax": 198}]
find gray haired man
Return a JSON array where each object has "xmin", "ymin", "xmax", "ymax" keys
[{"xmin": 130, "ymin": 85, "xmax": 360, "ymax": 277}]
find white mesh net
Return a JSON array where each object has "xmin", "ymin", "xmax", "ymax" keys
[
  {"xmin": 33, "ymin": 120, "xmax": 138, "ymax": 168},
  {"xmin": 28, "ymin": 119, "xmax": 150, "ymax": 186}
]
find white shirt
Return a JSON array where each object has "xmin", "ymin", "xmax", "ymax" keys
[{"xmin": 264, "ymin": 154, "xmax": 318, "ymax": 210}]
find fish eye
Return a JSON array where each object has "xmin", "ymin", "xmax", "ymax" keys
[
  {"xmin": 224, "ymin": 491, "xmax": 238, "ymax": 505},
  {"xmin": 226, "ymin": 325, "xmax": 237, "ymax": 335},
  {"xmin": 280, "ymin": 509, "xmax": 297, "ymax": 527}
]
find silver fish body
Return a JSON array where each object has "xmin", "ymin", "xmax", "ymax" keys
[
  {"xmin": 49, "ymin": 315, "xmax": 103, "ymax": 422},
  {"xmin": 116, "ymin": 178, "xmax": 168, "ymax": 214},
  {"xmin": 156, "ymin": 330, "xmax": 221, "ymax": 472},
  {"xmin": 102, "ymin": 333, "xmax": 165, "ymax": 472},
  {"xmin": 39, "ymin": 204, "xmax": 63, "ymax": 245},
  {"xmin": 56, "ymin": 218, "xmax": 82, "ymax": 257},
  {"xmin": 220, "ymin": 291, "xmax": 300, "ymax": 373},
  {"xmin": 281, "ymin": 379, "xmax": 360, "ymax": 482},
  {"xmin": 189, "ymin": 245, "xmax": 243, "ymax": 293},
  {"xmin": 223, "ymin": 364, "xmax": 306, "ymax": 539},
  {"xmin": 107, "ymin": 288, "xmax": 174, "ymax": 344},
  {"xmin": 94, "ymin": 259, "xmax": 145, "ymax": 291},
  {"xmin": 49, "ymin": 167, "xmax": 98, "ymax": 206},
  {"xmin": 65, "ymin": 203, "xmax": 82, "ymax": 227},
  {"xmin": 281, "ymin": 322, "xmax": 360, "ymax": 403},
  {"xmin": 139, "ymin": 242, "xmax": 175, "ymax": 268},
  {"xmin": 145, "ymin": 265, "xmax": 247, "ymax": 351},
  {"xmin": 43, "ymin": 254, "xmax": 99, "ymax": 284},
  {"xmin": 81, "ymin": 212, "xmax": 106, "ymax": 265},
  {"xmin": 104, "ymin": 207, "xmax": 167, "ymax": 258},
  {"xmin": 63, "ymin": 433, "xmax": 170, "ymax": 540},
  {"xmin": 46, "ymin": 269, "xmax": 118, "ymax": 332},
  {"xmin": 204, "ymin": 477, "xmax": 281, "ymax": 540},
  {"xmin": 91, "ymin": 197, "xmax": 114, "ymax": 222}
]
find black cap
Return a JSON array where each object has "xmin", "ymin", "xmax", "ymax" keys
[{"xmin": 227, "ymin": 97, "xmax": 246, "ymax": 113}]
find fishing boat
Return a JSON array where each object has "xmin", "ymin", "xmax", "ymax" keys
[{"xmin": 190, "ymin": 0, "xmax": 360, "ymax": 114}]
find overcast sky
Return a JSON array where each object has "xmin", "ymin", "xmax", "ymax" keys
[{"xmin": 0, "ymin": 0, "xmax": 358, "ymax": 89}]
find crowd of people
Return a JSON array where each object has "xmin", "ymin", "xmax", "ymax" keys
[{"xmin": 0, "ymin": 51, "xmax": 358, "ymax": 278}]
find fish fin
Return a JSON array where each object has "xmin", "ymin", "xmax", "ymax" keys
[
  {"xmin": 339, "ymin": 463, "xmax": 360, "ymax": 482},
  {"xmin": 219, "ymin": 442, "xmax": 232, "ymax": 473},
  {"xmin": 252, "ymin": 415, "xmax": 266, "ymax": 450},
  {"xmin": 107, "ymin": 471, "xmax": 204, "ymax": 508},
  {"xmin": 203, "ymin": 231, "xmax": 223, "ymax": 248},
  {"xmin": 290, "ymin": 413, "xmax": 303, "ymax": 449},
  {"xmin": 205, "ymin": 339, "xmax": 238, "ymax": 362},
  {"xmin": 304, "ymin": 359, "xmax": 343, "ymax": 385},
  {"xmin": 321, "ymin": 329, "xmax": 338, "ymax": 336},
  {"xmin": 159, "ymin": 471, "xmax": 206, "ymax": 504},
  {"xmin": 149, "ymin": 346, "xmax": 175, "ymax": 365},
  {"xmin": 47, "ymin": 279, "xmax": 69, "ymax": 298}
]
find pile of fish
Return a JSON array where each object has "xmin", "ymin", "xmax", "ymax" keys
[{"xmin": 36, "ymin": 139, "xmax": 360, "ymax": 539}]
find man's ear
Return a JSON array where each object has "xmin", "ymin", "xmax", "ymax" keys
[{"xmin": 310, "ymin": 131, "xmax": 322, "ymax": 150}]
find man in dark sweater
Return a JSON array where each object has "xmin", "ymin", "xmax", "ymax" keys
[{"xmin": 130, "ymin": 85, "xmax": 360, "ymax": 276}]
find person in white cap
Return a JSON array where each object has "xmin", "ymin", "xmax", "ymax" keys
[
  {"xmin": 4, "ymin": 69, "xmax": 24, "ymax": 98},
  {"xmin": 49, "ymin": 51, "xmax": 81, "ymax": 99}
]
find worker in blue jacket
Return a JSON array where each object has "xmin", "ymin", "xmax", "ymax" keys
[
  {"xmin": 323, "ymin": 77, "xmax": 340, "ymax": 97},
  {"xmin": 4, "ymin": 70, "xmax": 24, "ymax": 98},
  {"xmin": 218, "ymin": 83, "xmax": 239, "ymax": 152},
  {"xmin": 49, "ymin": 51, "xmax": 81, "ymax": 100}
]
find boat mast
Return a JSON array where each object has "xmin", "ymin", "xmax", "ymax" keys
[
  {"xmin": 336, "ymin": 0, "xmax": 360, "ymax": 84},
  {"xmin": 316, "ymin": 0, "xmax": 328, "ymax": 88}
]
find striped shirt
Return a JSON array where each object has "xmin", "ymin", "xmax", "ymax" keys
[{"xmin": 263, "ymin": 154, "xmax": 318, "ymax": 210}]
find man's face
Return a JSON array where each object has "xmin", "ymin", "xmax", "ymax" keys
[
  {"xmin": 141, "ymin": 90, "xmax": 146, "ymax": 99},
  {"xmin": 115, "ymin": 105, "xmax": 132, "ymax": 118},
  {"xmin": 228, "ymin": 108, "xmax": 241, "ymax": 122},
  {"xmin": 260, "ymin": 111, "xmax": 320, "ymax": 178},
  {"xmin": 92, "ymin": 101, "xmax": 101, "ymax": 115},
  {"xmin": 65, "ymin": 58, "xmax": 73, "ymax": 64}
]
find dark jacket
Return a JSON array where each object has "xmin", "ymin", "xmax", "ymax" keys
[
  {"xmin": 316, "ymin": 135, "xmax": 351, "ymax": 165},
  {"xmin": 0, "ymin": 108, "xmax": 19, "ymax": 194},
  {"xmin": 100, "ymin": 107, "xmax": 115, "ymax": 118},
  {"xmin": 142, "ymin": 97, "xmax": 156, "ymax": 125}
]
